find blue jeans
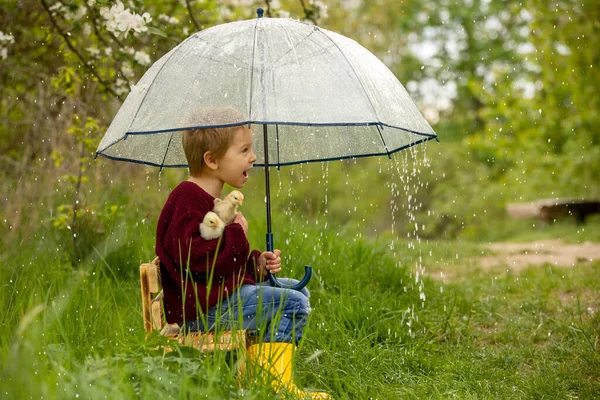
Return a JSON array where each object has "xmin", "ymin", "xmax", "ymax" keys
[{"xmin": 184, "ymin": 278, "xmax": 310, "ymax": 343}]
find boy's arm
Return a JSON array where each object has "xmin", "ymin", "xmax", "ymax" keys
[
  {"xmin": 246, "ymin": 249, "xmax": 265, "ymax": 282},
  {"xmin": 166, "ymin": 213, "xmax": 253, "ymax": 280}
]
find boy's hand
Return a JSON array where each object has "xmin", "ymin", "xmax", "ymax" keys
[
  {"xmin": 233, "ymin": 212, "xmax": 248, "ymax": 234},
  {"xmin": 258, "ymin": 249, "xmax": 281, "ymax": 277}
]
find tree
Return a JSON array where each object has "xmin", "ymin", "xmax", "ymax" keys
[
  {"xmin": 0, "ymin": 0, "xmax": 327, "ymax": 255},
  {"xmin": 469, "ymin": 0, "xmax": 600, "ymax": 199}
]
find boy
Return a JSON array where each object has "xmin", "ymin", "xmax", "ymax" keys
[
  {"xmin": 155, "ymin": 110, "xmax": 309, "ymax": 343},
  {"xmin": 155, "ymin": 109, "xmax": 330, "ymax": 398}
]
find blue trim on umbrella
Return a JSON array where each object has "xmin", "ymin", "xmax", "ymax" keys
[
  {"xmin": 95, "ymin": 152, "xmax": 188, "ymax": 168},
  {"xmin": 95, "ymin": 134, "xmax": 437, "ymax": 169},
  {"xmin": 96, "ymin": 121, "xmax": 437, "ymax": 166},
  {"xmin": 119, "ymin": 120, "xmax": 437, "ymax": 138},
  {"xmin": 252, "ymin": 135, "xmax": 436, "ymax": 167}
]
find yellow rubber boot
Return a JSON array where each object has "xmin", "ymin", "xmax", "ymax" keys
[{"xmin": 247, "ymin": 342, "xmax": 331, "ymax": 399}]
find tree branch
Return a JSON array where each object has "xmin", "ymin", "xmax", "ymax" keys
[
  {"xmin": 40, "ymin": 0, "xmax": 123, "ymax": 100},
  {"xmin": 82, "ymin": 2, "xmax": 133, "ymax": 89},
  {"xmin": 185, "ymin": 0, "xmax": 201, "ymax": 31},
  {"xmin": 299, "ymin": 0, "xmax": 318, "ymax": 25},
  {"xmin": 264, "ymin": 0, "xmax": 273, "ymax": 17}
]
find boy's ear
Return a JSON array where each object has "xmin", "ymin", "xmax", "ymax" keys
[{"xmin": 203, "ymin": 151, "xmax": 219, "ymax": 170}]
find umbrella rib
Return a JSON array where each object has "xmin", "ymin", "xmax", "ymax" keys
[
  {"xmin": 124, "ymin": 35, "xmax": 198, "ymax": 134},
  {"xmin": 159, "ymin": 131, "xmax": 175, "ymax": 171},
  {"xmin": 270, "ymin": 22, "xmax": 347, "ymax": 71},
  {"xmin": 271, "ymin": 44, "xmax": 338, "ymax": 71},
  {"xmin": 193, "ymin": 54, "xmax": 251, "ymax": 71},
  {"xmin": 276, "ymin": 124, "xmax": 281, "ymax": 168},
  {"xmin": 247, "ymin": 20, "xmax": 259, "ymax": 121},
  {"xmin": 317, "ymin": 28, "xmax": 381, "ymax": 124},
  {"xmin": 96, "ymin": 152, "xmax": 187, "ymax": 168},
  {"xmin": 269, "ymin": 27, "xmax": 319, "ymax": 70},
  {"xmin": 192, "ymin": 36, "xmax": 252, "ymax": 69},
  {"xmin": 376, "ymin": 124, "xmax": 391, "ymax": 158}
]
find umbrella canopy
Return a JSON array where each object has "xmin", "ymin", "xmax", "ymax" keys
[
  {"xmin": 96, "ymin": 16, "xmax": 436, "ymax": 168},
  {"xmin": 96, "ymin": 12, "xmax": 438, "ymax": 290}
]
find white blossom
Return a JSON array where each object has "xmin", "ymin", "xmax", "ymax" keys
[
  {"xmin": 48, "ymin": 3, "xmax": 64, "ymax": 13},
  {"xmin": 0, "ymin": 31, "xmax": 15, "ymax": 44},
  {"xmin": 0, "ymin": 31, "xmax": 14, "ymax": 60},
  {"xmin": 74, "ymin": 5, "xmax": 87, "ymax": 20},
  {"xmin": 83, "ymin": 23, "xmax": 92, "ymax": 36},
  {"xmin": 130, "ymin": 13, "xmax": 152, "ymax": 35},
  {"xmin": 100, "ymin": 1, "xmax": 152, "ymax": 38},
  {"xmin": 134, "ymin": 50, "xmax": 151, "ymax": 66},
  {"xmin": 121, "ymin": 62, "xmax": 135, "ymax": 78},
  {"xmin": 86, "ymin": 47, "xmax": 101, "ymax": 57},
  {"xmin": 228, "ymin": 0, "xmax": 254, "ymax": 6},
  {"xmin": 51, "ymin": 4, "xmax": 87, "ymax": 21},
  {"xmin": 341, "ymin": 0, "xmax": 361, "ymax": 9},
  {"xmin": 158, "ymin": 14, "xmax": 179, "ymax": 24},
  {"xmin": 220, "ymin": 6, "xmax": 234, "ymax": 20},
  {"xmin": 115, "ymin": 78, "xmax": 129, "ymax": 95},
  {"xmin": 312, "ymin": 0, "xmax": 328, "ymax": 19}
]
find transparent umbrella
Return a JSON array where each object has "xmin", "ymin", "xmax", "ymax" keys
[{"xmin": 96, "ymin": 9, "xmax": 438, "ymax": 290}]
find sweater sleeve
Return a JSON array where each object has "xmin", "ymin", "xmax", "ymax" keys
[{"xmin": 246, "ymin": 250, "xmax": 264, "ymax": 282}]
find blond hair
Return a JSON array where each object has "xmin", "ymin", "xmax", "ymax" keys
[{"xmin": 182, "ymin": 108, "xmax": 247, "ymax": 176}]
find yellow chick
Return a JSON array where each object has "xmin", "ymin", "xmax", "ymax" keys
[
  {"xmin": 213, "ymin": 190, "xmax": 244, "ymax": 224},
  {"xmin": 200, "ymin": 211, "xmax": 225, "ymax": 240}
]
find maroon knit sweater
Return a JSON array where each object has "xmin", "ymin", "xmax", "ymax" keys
[{"xmin": 155, "ymin": 181, "xmax": 262, "ymax": 324}]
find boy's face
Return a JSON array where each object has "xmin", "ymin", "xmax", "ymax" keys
[{"xmin": 215, "ymin": 127, "xmax": 256, "ymax": 188}]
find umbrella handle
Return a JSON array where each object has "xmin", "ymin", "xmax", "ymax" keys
[
  {"xmin": 268, "ymin": 266, "xmax": 312, "ymax": 290},
  {"xmin": 265, "ymin": 232, "xmax": 312, "ymax": 290}
]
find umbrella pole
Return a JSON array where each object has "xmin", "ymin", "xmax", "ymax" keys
[
  {"xmin": 262, "ymin": 124, "xmax": 311, "ymax": 290},
  {"xmin": 263, "ymin": 124, "xmax": 274, "ymax": 252}
]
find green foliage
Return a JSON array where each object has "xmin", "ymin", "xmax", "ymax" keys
[
  {"xmin": 467, "ymin": 0, "xmax": 600, "ymax": 199},
  {"xmin": 1, "ymin": 174, "xmax": 599, "ymax": 398},
  {"xmin": 3, "ymin": 0, "xmax": 600, "ymax": 244},
  {"xmin": 2, "ymin": 1, "xmax": 600, "ymax": 396},
  {"xmin": 44, "ymin": 112, "xmax": 120, "ymax": 265}
]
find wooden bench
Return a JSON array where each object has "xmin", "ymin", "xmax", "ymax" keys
[
  {"xmin": 139, "ymin": 257, "xmax": 249, "ymax": 352},
  {"xmin": 140, "ymin": 259, "xmax": 325, "ymax": 397},
  {"xmin": 507, "ymin": 198, "xmax": 600, "ymax": 224}
]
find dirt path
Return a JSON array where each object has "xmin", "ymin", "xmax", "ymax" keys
[
  {"xmin": 427, "ymin": 239, "xmax": 600, "ymax": 282},
  {"xmin": 477, "ymin": 239, "xmax": 600, "ymax": 272}
]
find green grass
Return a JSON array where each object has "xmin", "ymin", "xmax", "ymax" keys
[{"xmin": 1, "ymin": 167, "xmax": 599, "ymax": 399}]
